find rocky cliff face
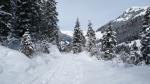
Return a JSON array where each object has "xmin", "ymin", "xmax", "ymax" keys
[{"xmin": 97, "ymin": 6, "xmax": 149, "ymax": 43}]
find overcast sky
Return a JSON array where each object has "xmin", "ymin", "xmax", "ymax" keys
[{"xmin": 56, "ymin": 0, "xmax": 150, "ymax": 31}]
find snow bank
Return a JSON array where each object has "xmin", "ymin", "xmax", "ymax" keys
[{"xmin": 0, "ymin": 45, "xmax": 150, "ymax": 84}]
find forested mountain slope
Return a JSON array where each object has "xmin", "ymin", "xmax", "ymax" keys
[{"xmin": 97, "ymin": 6, "xmax": 149, "ymax": 43}]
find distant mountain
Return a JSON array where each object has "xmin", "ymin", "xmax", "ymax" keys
[
  {"xmin": 97, "ymin": 6, "xmax": 149, "ymax": 43},
  {"xmin": 61, "ymin": 30, "xmax": 102, "ymax": 40},
  {"xmin": 59, "ymin": 31, "xmax": 72, "ymax": 42}
]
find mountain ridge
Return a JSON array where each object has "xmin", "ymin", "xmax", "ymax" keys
[{"xmin": 97, "ymin": 6, "xmax": 149, "ymax": 43}]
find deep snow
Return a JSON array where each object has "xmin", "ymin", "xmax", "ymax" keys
[{"xmin": 0, "ymin": 45, "xmax": 150, "ymax": 84}]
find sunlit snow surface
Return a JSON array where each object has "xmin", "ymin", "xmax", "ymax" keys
[
  {"xmin": 115, "ymin": 6, "xmax": 149, "ymax": 22},
  {"xmin": 0, "ymin": 45, "xmax": 150, "ymax": 84}
]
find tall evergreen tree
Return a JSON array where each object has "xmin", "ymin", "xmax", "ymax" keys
[
  {"xmin": 38, "ymin": 0, "xmax": 47, "ymax": 40},
  {"xmin": 21, "ymin": 29, "xmax": 34, "ymax": 57},
  {"xmin": 80, "ymin": 30, "xmax": 86, "ymax": 48},
  {"xmin": 101, "ymin": 24, "xmax": 117, "ymax": 60},
  {"xmin": 0, "ymin": 0, "xmax": 11, "ymax": 42},
  {"xmin": 86, "ymin": 21, "xmax": 97, "ymax": 56},
  {"xmin": 13, "ymin": 0, "xmax": 40, "ymax": 39},
  {"xmin": 9, "ymin": 0, "xmax": 17, "ymax": 35},
  {"xmin": 72, "ymin": 18, "xmax": 83, "ymax": 53},
  {"xmin": 130, "ymin": 41, "xmax": 141, "ymax": 65},
  {"xmin": 46, "ymin": 0, "xmax": 59, "ymax": 42},
  {"xmin": 140, "ymin": 7, "xmax": 150, "ymax": 64},
  {"xmin": 39, "ymin": 0, "xmax": 59, "ymax": 49}
]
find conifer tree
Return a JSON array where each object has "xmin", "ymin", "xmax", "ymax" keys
[
  {"xmin": 72, "ymin": 18, "xmax": 83, "ymax": 53},
  {"xmin": 5, "ymin": 0, "xmax": 18, "ymax": 48},
  {"xmin": 130, "ymin": 41, "xmax": 141, "ymax": 65},
  {"xmin": 101, "ymin": 24, "xmax": 117, "ymax": 60},
  {"xmin": 46, "ymin": 0, "xmax": 59, "ymax": 42},
  {"xmin": 41, "ymin": 40, "xmax": 50, "ymax": 54},
  {"xmin": 80, "ymin": 29, "xmax": 86, "ymax": 48},
  {"xmin": 14, "ymin": 0, "xmax": 40, "ymax": 39},
  {"xmin": 0, "ymin": 0, "xmax": 11, "ymax": 43},
  {"xmin": 40, "ymin": 0, "xmax": 60, "ymax": 48},
  {"xmin": 86, "ymin": 21, "xmax": 97, "ymax": 56},
  {"xmin": 21, "ymin": 29, "xmax": 34, "ymax": 57},
  {"xmin": 140, "ymin": 7, "xmax": 150, "ymax": 64}
]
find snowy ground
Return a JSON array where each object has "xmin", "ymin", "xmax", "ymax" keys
[{"xmin": 0, "ymin": 45, "xmax": 150, "ymax": 84}]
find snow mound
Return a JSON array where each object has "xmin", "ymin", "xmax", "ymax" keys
[{"xmin": 0, "ymin": 45, "xmax": 150, "ymax": 84}]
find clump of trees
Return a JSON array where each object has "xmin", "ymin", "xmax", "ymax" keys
[
  {"xmin": 1, "ymin": 0, "xmax": 150, "ymax": 66},
  {"xmin": 140, "ymin": 7, "xmax": 150, "ymax": 65},
  {"xmin": 0, "ymin": 0, "xmax": 59, "ymax": 57}
]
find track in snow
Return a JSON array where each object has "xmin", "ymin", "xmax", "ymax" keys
[{"xmin": 31, "ymin": 54, "xmax": 85, "ymax": 84}]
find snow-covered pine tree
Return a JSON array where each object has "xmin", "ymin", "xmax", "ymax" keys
[
  {"xmin": 130, "ymin": 41, "xmax": 141, "ymax": 65},
  {"xmin": 46, "ymin": 0, "xmax": 59, "ymax": 43},
  {"xmin": 14, "ymin": 0, "xmax": 40, "ymax": 39},
  {"xmin": 140, "ymin": 7, "xmax": 150, "ymax": 64},
  {"xmin": 101, "ymin": 23, "xmax": 117, "ymax": 60},
  {"xmin": 0, "ymin": 0, "xmax": 11, "ymax": 43},
  {"xmin": 4, "ymin": 0, "xmax": 19, "ymax": 49},
  {"xmin": 80, "ymin": 29, "xmax": 86, "ymax": 48},
  {"xmin": 39, "ymin": 0, "xmax": 60, "ymax": 50},
  {"xmin": 21, "ymin": 29, "xmax": 34, "ymax": 57},
  {"xmin": 9, "ymin": 0, "xmax": 17, "ymax": 36},
  {"xmin": 38, "ymin": 0, "xmax": 47, "ymax": 39},
  {"xmin": 86, "ymin": 21, "xmax": 97, "ymax": 56},
  {"xmin": 72, "ymin": 18, "xmax": 83, "ymax": 53},
  {"xmin": 41, "ymin": 40, "xmax": 50, "ymax": 54}
]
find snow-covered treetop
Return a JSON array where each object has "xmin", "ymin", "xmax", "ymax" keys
[
  {"xmin": 75, "ymin": 18, "xmax": 80, "ymax": 29},
  {"xmin": 88, "ymin": 21, "xmax": 92, "ymax": 30}
]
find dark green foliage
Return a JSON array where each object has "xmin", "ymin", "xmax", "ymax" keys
[
  {"xmin": 0, "ymin": 0, "xmax": 59, "ymax": 52},
  {"xmin": 130, "ymin": 41, "xmax": 141, "ymax": 65},
  {"xmin": 86, "ymin": 21, "xmax": 97, "ymax": 56},
  {"xmin": 39, "ymin": 0, "xmax": 59, "ymax": 43},
  {"xmin": 0, "ymin": 0, "xmax": 10, "ymax": 5},
  {"xmin": 72, "ymin": 18, "xmax": 85, "ymax": 53},
  {"xmin": 140, "ymin": 7, "xmax": 150, "ymax": 65},
  {"xmin": 13, "ymin": 0, "xmax": 40, "ymax": 39},
  {"xmin": 0, "ymin": 0, "xmax": 11, "ymax": 42},
  {"xmin": 101, "ymin": 24, "xmax": 117, "ymax": 60}
]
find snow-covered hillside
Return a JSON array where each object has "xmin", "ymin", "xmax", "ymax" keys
[
  {"xmin": 114, "ymin": 6, "xmax": 148, "ymax": 22},
  {"xmin": 97, "ymin": 6, "xmax": 150, "ymax": 43},
  {"xmin": 0, "ymin": 45, "xmax": 150, "ymax": 84}
]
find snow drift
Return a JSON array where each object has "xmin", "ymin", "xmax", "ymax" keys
[{"xmin": 0, "ymin": 45, "xmax": 150, "ymax": 84}]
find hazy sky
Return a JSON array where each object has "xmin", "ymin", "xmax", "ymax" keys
[{"xmin": 56, "ymin": 0, "xmax": 150, "ymax": 31}]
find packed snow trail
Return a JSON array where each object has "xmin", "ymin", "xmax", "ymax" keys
[
  {"xmin": 31, "ymin": 54, "xmax": 84, "ymax": 84},
  {"xmin": 0, "ymin": 45, "xmax": 150, "ymax": 84}
]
